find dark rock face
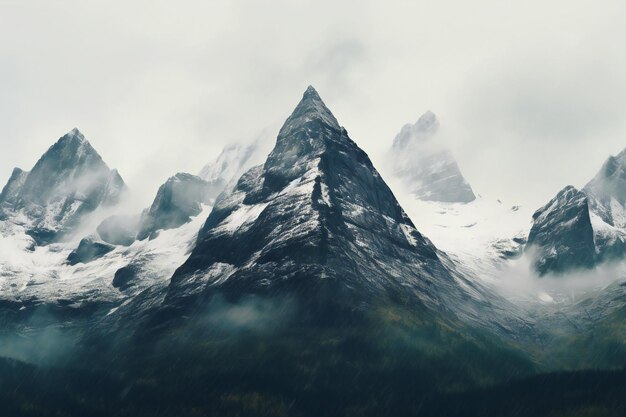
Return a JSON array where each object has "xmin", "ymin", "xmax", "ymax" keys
[
  {"xmin": 389, "ymin": 111, "xmax": 475, "ymax": 203},
  {"xmin": 0, "ymin": 129, "xmax": 126, "ymax": 243},
  {"xmin": 526, "ymin": 186, "xmax": 596, "ymax": 275},
  {"xmin": 67, "ymin": 236, "xmax": 115, "ymax": 265},
  {"xmin": 167, "ymin": 86, "xmax": 477, "ymax": 320},
  {"xmin": 112, "ymin": 264, "xmax": 141, "ymax": 290},
  {"xmin": 136, "ymin": 173, "xmax": 211, "ymax": 240},
  {"xmin": 525, "ymin": 148, "xmax": 626, "ymax": 275}
]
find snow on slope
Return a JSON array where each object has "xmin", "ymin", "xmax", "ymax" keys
[
  {"xmin": 0, "ymin": 205, "xmax": 212, "ymax": 306},
  {"xmin": 388, "ymin": 172, "xmax": 532, "ymax": 283}
]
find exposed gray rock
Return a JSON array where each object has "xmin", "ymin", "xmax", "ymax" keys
[
  {"xmin": 136, "ymin": 172, "xmax": 212, "ymax": 240},
  {"xmin": 526, "ymin": 186, "xmax": 596, "ymax": 275},
  {"xmin": 67, "ymin": 236, "xmax": 115, "ymax": 265}
]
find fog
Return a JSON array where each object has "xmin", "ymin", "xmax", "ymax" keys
[
  {"xmin": 494, "ymin": 249, "xmax": 626, "ymax": 305},
  {"xmin": 0, "ymin": 308, "xmax": 78, "ymax": 365},
  {"xmin": 1, "ymin": 0, "xmax": 626, "ymax": 210}
]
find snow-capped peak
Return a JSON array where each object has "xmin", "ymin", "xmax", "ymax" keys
[{"xmin": 0, "ymin": 129, "xmax": 126, "ymax": 244}]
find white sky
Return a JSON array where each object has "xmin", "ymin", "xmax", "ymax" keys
[{"xmin": 1, "ymin": 0, "xmax": 625, "ymax": 209}]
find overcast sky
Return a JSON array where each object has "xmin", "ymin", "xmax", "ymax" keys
[{"xmin": 1, "ymin": 0, "xmax": 625, "ymax": 209}]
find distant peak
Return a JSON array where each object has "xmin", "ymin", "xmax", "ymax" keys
[
  {"xmin": 392, "ymin": 110, "xmax": 440, "ymax": 150},
  {"xmin": 36, "ymin": 128, "xmax": 105, "ymax": 168},
  {"xmin": 415, "ymin": 111, "xmax": 439, "ymax": 132}
]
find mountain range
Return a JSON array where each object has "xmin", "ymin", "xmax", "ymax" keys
[{"xmin": 0, "ymin": 87, "xmax": 624, "ymax": 417}]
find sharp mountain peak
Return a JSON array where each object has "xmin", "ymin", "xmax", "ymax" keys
[{"xmin": 279, "ymin": 86, "xmax": 340, "ymax": 137}]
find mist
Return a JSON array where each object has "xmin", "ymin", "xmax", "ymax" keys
[
  {"xmin": 492, "ymin": 248, "xmax": 626, "ymax": 305},
  {"xmin": 0, "ymin": 307, "xmax": 78, "ymax": 366},
  {"xmin": 1, "ymin": 1, "xmax": 625, "ymax": 211}
]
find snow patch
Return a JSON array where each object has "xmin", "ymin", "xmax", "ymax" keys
[
  {"xmin": 400, "ymin": 224, "xmax": 417, "ymax": 247},
  {"xmin": 217, "ymin": 203, "xmax": 269, "ymax": 233}
]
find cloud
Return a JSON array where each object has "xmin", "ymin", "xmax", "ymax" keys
[
  {"xmin": 493, "ymin": 249, "xmax": 626, "ymax": 305},
  {"xmin": 1, "ymin": 0, "xmax": 626, "ymax": 211}
]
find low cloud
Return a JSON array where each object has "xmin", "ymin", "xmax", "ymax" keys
[{"xmin": 493, "ymin": 249, "xmax": 626, "ymax": 305}]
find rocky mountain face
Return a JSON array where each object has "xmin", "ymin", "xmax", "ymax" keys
[
  {"xmin": 165, "ymin": 87, "xmax": 501, "ymax": 327},
  {"xmin": 526, "ymin": 148, "xmax": 626, "ymax": 275},
  {"xmin": 389, "ymin": 111, "xmax": 475, "ymax": 203},
  {"xmin": 136, "ymin": 173, "xmax": 213, "ymax": 240},
  {"xmin": 0, "ymin": 129, "xmax": 126, "ymax": 244},
  {"xmin": 526, "ymin": 186, "xmax": 596, "ymax": 275}
]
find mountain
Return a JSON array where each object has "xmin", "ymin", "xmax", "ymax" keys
[
  {"xmin": 0, "ymin": 128, "xmax": 126, "ymax": 245},
  {"xmin": 92, "ymin": 87, "xmax": 534, "ymax": 414},
  {"xmin": 164, "ymin": 87, "xmax": 504, "ymax": 327},
  {"xmin": 136, "ymin": 172, "xmax": 213, "ymax": 240},
  {"xmin": 389, "ymin": 111, "xmax": 476, "ymax": 203},
  {"xmin": 3, "ymin": 88, "xmax": 624, "ymax": 417},
  {"xmin": 526, "ymin": 148, "xmax": 626, "ymax": 275},
  {"xmin": 526, "ymin": 186, "xmax": 596, "ymax": 275}
]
